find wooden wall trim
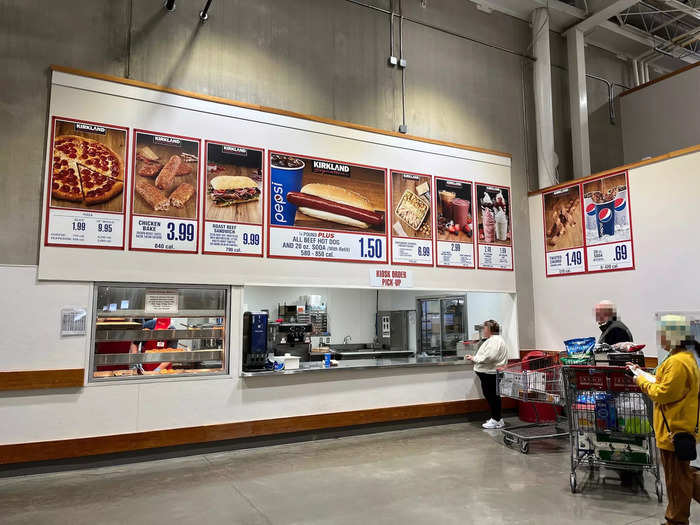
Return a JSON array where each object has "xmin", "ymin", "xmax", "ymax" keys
[
  {"xmin": 0, "ymin": 369, "xmax": 84, "ymax": 391},
  {"xmin": 620, "ymin": 61, "xmax": 700, "ymax": 98},
  {"xmin": 0, "ymin": 398, "xmax": 514, "ymax": 465},
  {"xmin": 527, "ymin": 143, "xmax": 700, "ymax": 196},
  {"xmin": 50, "ymin": 65, "xmax": 511, "ymax": 160}
]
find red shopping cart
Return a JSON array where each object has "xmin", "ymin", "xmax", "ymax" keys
[{"xmin": 497, "ymin": 355, "xmax": 568, "ymax": 454}]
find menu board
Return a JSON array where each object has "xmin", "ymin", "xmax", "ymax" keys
[
  {"xmin": 543, "ymin": 185, "xmax": 585, "ymax": 276},
  {"xmin": 202, "ymin": 141, "xmax": 264, "ymax": 256},
  {"xmin": 476, "ymin": 183, "xmax": 513, "ymax": 270},
  {"xmin": 44, "ymin": 117, "xmax": 128, "ymax": 249},
  {"xmin": 390, "ymin": 171, "xmax": 434, "ymax": 266},
  {"xmin": 267, "ymin": 152, "xmax": 388, "ymax": 263},
  {"xmin": 435, "ymin": 177, "xmax": 475, "ymax": 268},
  {"xmin": 582, "ymin": 171, "xmax": 634, "ymax": 272},
  {"xmin": 129, "ymin": 130, "xmax": 201, "ymax": 253},
  {"xmin": 541, "ymin": 170, "xmax": 634, "ymax": 276}
]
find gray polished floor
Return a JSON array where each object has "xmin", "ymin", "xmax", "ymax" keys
[{"xmin": 1, "ymin": 419, "xmax": 695, "ymax": 524}]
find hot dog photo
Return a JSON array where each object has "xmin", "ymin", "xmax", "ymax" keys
[
  {"xmin": 269, "ymin": 152, "xmax": 386, "ymax": 234},
  {"xmin": 132, "ymin": 131, "xmax": 199, "ymax": 219},
  {"xmin": 476, "ymin": 184, "xmax": 511, "ymax": 246},
  {"xmin": 391, "ymin": 171, "xmax": 432, "ymax": 240},
  {"xmin": 205, "ymin": 142, "xmax": 263, "ymax": 225}
]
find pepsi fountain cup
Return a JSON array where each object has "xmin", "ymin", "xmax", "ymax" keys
[
  {"xmin": 614, "ymin": 185, "xmax": 628, "ymax": 228},
  {"xmin": 583, "ymin": 192, "xmax": 597, "ymax": 233},
  {"xmin": 596, "ymin": 197, "xmax": 616, "ymax": 237},
  {"xmin": 270, "ymin": 154, "xmax": 305, "ymax": 226}
]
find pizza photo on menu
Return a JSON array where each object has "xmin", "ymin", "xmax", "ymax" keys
[
  {"xmin": 132, "ymin": 132, "xmax": 199, "ymax": 219},
  {"xmin": 49, "ymin": 119, "xmax": 127, "ymax": 212},
  {"xmin": 205, "ymin": 142, "xmax": 263, "ymax": 225}
]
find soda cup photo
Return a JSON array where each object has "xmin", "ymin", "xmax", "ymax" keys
[
  {"xmin": 270, "ymin": 154, "xmax": 305, "ymax": 226},
  {"xmin": 595, "ymin": 199, "xmax": 616, "ymax": 237},
  {"xmin": 583, "ymin": 192, "xmax": 597, "ymax": 233},
  {"xmin": 614, "ymin": 186, "xmax": 628, "ymax": 228}
]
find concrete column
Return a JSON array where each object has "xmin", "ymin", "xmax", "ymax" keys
[
  {"xmin": 566, "ymin": 28, "xmax": 591, "ymax": 179},
  {"xmin": 532, "ymin": 8, "xmax": 557, "ymax": 188}
]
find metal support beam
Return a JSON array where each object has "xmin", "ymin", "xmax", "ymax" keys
[
  {"xmin": 566, "ymin": 28, "xmax": 591, "ymax": 178},
  {"xmin": 573, "ymin": 0, "xmax": 640, "ymax": 34},
  {"xmin": 532, "ymin": 8, "xmax": 557, "ymax": 188},
  {"xmin": 663, "ymin": 0, "xmax": 700, "ymax": 22}
]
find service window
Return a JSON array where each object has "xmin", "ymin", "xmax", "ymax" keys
[{"xmin": 90, "ymin": 283, "xmax": 228, "ymax": 381}]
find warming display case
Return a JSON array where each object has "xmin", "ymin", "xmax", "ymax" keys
[{"xmin": 90, "ymin": 283, "xmax": 229, "ymax": 381}]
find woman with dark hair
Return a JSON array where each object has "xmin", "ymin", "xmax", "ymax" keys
[
  {"xmin": 628, "ymin": 315, "xmax": 700, "ymax": 525},
  {"xmin": 466, "ymin": 320, "xmax": 509, "ymax": 429}
]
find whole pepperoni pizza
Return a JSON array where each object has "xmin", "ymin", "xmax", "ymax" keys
[{"xmin": 51, "ymin": 135, "xmax": 124, "ymax": 205}]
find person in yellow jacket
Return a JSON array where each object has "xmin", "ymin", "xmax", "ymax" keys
[{"xmin": 628, "ymin": 315, "xmax": 700, "ymax": 525}]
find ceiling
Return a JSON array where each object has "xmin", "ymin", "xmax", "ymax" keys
[{"xmin": 469, "ymin": 0, "xmax": 700, "ymax": 73}]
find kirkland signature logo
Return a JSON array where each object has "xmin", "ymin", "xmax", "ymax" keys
[
  {"xmin": 74, "ymin": 123, "xmax": 106, "ymax": 135},
  {"xmin": 312, "ymin": 160, "xmax": 351, "ymax": 177}
]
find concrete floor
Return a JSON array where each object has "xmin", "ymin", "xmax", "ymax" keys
[{"xmin": 1, "ymin": 419, "xmax": 697, "ymax": 525}]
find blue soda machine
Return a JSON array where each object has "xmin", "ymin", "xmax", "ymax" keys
[{"xmin": 243, "ymin": 311, "xmax": 268, "ymax": 371}]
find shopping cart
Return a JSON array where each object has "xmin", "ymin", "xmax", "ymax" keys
[
  {"xmin": 497, "ymin": 355, "xmax": 568, "ymax": 454},
  {"xmin": 563, "ymin": 365, "xmax": 662, "ymax": 501}
]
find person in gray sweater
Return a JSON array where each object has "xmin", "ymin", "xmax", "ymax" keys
[{"xmin": 465, "ymin": 320, "xmax": 509, "ymax": 429}]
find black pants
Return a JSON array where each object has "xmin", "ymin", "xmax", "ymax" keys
[{"xmin": 477, "ymin": 371, "xmax": 501, "ymax": 420}]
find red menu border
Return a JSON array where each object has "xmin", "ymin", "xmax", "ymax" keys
[
  {"xmin": 266, "ymin": 150, "xmax": 389, "ymax": 264},
  {"xmin": 582, "ymin": 169, "xmax": 636, "ymax": 275},
  {"xmin": 128, "ymin": 129, "xmax": 202, "ymax": 254},
  {"xmin": 475, "ymin": 181, "xmax": 515, "ymax": 271},
  {"xmin": 201, "ymin": 140, "xmax": 265, "ymax": 257},
  {"xmin": 541, "ymin": 183, "xmax": 587, "ymax": 278},
  {"xmin": 433, "ymin": 175, "xmax": 476, "ymax": 270},
  {"xmin": 389, "ymin": 169, "xmax": 436, "ymax": 267},
  {"xmin": 44, "ymin": 116, "xmax": 130, "ymax": 250}
]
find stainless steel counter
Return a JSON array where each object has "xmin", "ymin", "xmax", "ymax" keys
[{"xmin": 240, "ymin": 356, "xmax": 473, "ymax": 377}]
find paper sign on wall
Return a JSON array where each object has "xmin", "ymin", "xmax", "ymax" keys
[
  {"xmin": 369, "ymin": 268, "xmax": 413, "ymax": 288},
  {"xmin": 144, "ymin": 290, "xmax": 179, "ymax": 313}
]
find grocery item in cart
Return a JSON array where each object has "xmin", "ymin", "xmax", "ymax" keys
[
  {"xmin": 562, "ymin": 336, "xmax": 596, "ymax": 364},
  {"xmin": 595, "ymin": 393, "xmax": 617, "ymax": 431}
]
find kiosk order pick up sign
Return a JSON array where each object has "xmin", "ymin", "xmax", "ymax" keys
[{"xmin": 267, "ymin": 152, "xmax": 389, "ymax": 263}]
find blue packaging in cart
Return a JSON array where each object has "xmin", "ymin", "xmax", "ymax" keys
[
  {"xmin": 595, "ymin": 393, "xmax": 617, "ymax": 431},
  {"xmin": 564, "ymin": 337, "xmax": 596, "ymax": 355}
]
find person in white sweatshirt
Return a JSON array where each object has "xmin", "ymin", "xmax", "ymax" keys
[{"xmin": 465, "ymin": 320, "xmax": 509, "ymax": 429}]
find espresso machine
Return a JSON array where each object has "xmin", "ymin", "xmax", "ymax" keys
[{"xmin": 271, "ymin": 322, "xmax": 313, "ymax": 362}]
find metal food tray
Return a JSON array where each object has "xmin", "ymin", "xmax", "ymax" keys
[
  {"xmin": 94, "ymin": 350, "xmax": 224, "ymax": 365},
  {"xmin": 395, "ymin": 190, "xmax": 429, "ymax": 230},
  {"xmin": 94, "ymin": 328, "xmax": 224, "ymax": 342}
]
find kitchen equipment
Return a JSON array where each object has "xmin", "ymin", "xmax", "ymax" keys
[
  {"xmin": 243, "ymin": 311, "xmax": 268, "ymax": 371},
  {"xmin": 274, "ymin": 353, "xmax": 301, "ymax": 370},
  {"xmin": 272, "ymin": 322, "xmax": 312, "ymax": 362},
  {"xmin": 376, "ymin": 310, "xmax": 409, "ymax": 351}
]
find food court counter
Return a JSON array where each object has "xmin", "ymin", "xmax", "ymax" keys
[{"xmin": 240, "ymin": 355, "xmax": 472, "ymax": 376}]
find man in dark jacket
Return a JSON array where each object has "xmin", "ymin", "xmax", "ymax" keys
[{"xmin": 595, "ymin": 300, "xmax": 633, "ymax": 345}]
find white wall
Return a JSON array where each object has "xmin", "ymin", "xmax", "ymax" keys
[
  {"xmin": 0, "ymin": 266, "xmax": 489, "ymax": 445},
  {"xmin": 621, "ymin": 65, "xmax": 700, "ymax": 163},
  {"xmin": 529, "ymin": 151, "xmax": 700, "ymax": 356},
  {"xmin": 243, "ymin": 286, "xmax": 377, "ymax": 345}
]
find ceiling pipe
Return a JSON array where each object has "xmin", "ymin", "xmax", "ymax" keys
[
  {"xmin": 532, "ymin": 8, "xmax": 558, "ymax": 188},
  {"xmin": 632, "ymin": 59, "xmax": 640, "ymax": 86},
  {"xmin": 164, "ymin": 0, "xmax": 176, "ymax": 12},
  {"xmin": 199, "ymin": 0, "xmax": 213, "ymax": 22}
]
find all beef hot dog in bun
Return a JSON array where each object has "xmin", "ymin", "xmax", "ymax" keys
[
  {"xmin": 287, "ymin": 183, "xmax": 384, "ymax": 229},
  {"xmin": 209, "ymin": 176, "xmax": 260, "ymax": 207}
]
